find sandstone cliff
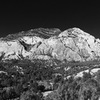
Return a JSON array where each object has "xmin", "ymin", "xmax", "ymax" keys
[{"xmin": 0, "ymin": 28, "xmax": 100, "ymax": 62}]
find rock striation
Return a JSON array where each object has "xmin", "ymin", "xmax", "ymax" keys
[{"xmin": 0, "ymin": 27, "xmax": 100, "ymax": 62}]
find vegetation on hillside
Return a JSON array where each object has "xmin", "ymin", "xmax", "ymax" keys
[{"xmin": 0, "ymin": 59, "xmax": 100, "ymax": 100}]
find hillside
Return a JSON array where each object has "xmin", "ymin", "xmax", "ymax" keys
[{"xmin": 0, "ymin": 28, "xmax": 100, "ymax": 100}]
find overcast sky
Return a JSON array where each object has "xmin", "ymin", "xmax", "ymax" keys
[{"xmin": 0, "ymin": 1, "xmax": 100, "ymax": 38}]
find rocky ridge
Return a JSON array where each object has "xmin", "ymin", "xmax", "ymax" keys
[{"xmin": 0, "ymin": 27, "xmax": 100, "ymax": 62}]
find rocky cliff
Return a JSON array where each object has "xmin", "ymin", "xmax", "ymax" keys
[{"xmin": 0, "ymin": 27, "xmax": 100, "ymax": 62}]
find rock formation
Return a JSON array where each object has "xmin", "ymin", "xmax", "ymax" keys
[{"xmin": 0, "ymin": 27, "xmax": 100, "ymax": 62}]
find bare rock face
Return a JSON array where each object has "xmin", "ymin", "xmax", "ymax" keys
[{"xmin": 0, "ymin": 27, "xmax": 100, "ymax": 62}]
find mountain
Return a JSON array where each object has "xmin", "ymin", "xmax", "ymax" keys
[
  {"xmin": 1, "ymin": 28, "xmax": 100, "ymax": 100},
  {"xmin": 0, "ymin": 27, "xmax": 100, "ymax": 62}
]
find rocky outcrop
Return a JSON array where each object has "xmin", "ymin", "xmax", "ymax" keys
[{"xmin": 0, "ymin": 27, "xmax": 100, "ymax": 62}]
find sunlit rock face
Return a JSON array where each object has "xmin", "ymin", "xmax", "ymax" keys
[{"xmin": 0, "ymin": 27, "xmax": 100, "ymax": 62}]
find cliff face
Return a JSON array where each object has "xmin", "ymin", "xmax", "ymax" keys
[{"xmin": 0, "ymin": 27, "xmax": 100, "ymax": 62}]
